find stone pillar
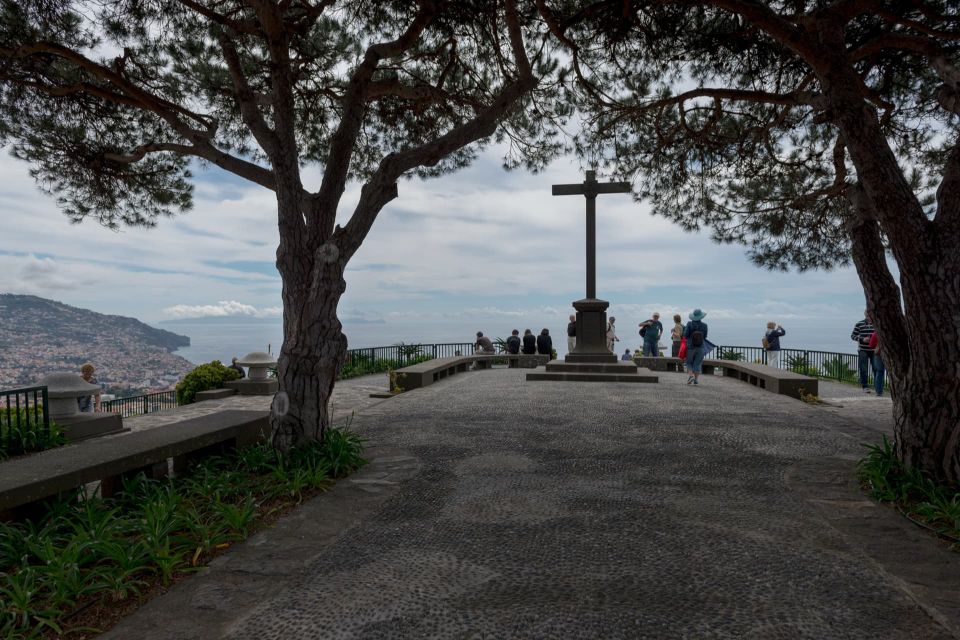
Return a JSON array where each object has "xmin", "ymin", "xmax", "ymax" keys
[{"xmin": 566, "ymin": 298, "xmax": 617, "ymax": 363}]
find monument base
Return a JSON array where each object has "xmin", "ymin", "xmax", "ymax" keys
[
  {"xmin": 527, "ymin": 360, "xmax": 658, "ymax": 383},
  {"xmin": 566, "ymin": 298, "xmax": 617, "ymax": 363}
]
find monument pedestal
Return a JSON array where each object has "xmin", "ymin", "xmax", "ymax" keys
[
  {"xmin": 564, "ymin": 298, "xmax": 616, "ymax": 363},
  {"xmin": 526, "ymin": 298, "xmax": 658, "ymax": 384}
]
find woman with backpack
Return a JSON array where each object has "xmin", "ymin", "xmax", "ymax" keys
[{"xmin": 683, "ymin": 309, "xmax": 709, "ymax": 385}]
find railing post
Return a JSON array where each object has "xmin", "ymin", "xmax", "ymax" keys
[
  {"xmin": 144, "ymin": 394, "xmax": 149, "ymax": 415},
  {"xmin": 41, "ymin": 386, "xmax": 49, "ymax": 439}
]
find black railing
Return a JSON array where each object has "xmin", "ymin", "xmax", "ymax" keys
[
  {"xmin": 1, "ymin": 385, "xmax": 50, "ymax": 454},
  {"xmin": 102, "ymin": 390, "xmax": 178, "ymax": 418},
  {"xmin": 714, "ymin": 345, "xmax": 886, "ymax": 388},
  {"xmin": 343, "ymin": 342, "xmax": 475, "ymax": 367}
]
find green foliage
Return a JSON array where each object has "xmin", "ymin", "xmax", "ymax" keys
[
  {"xmin": 785, "ymin": 354, "xmax": 820, "ymax": 377},
  {"xmin": 858, "ymin": 436, "xmax": 960, "ymax": 545},
  {"xmin": 0, "ymin": 426, "xmax": 366, "ymax": 638},
  {"xmin": 174, "ymin": 361, "xmax": 240, "ymax": 405},
  {"xmin": 822, "ymin": 356, "xmax": 858, "ymax": 383},
  {"xmin": 0, "ymin": 407, "xmax": 66, "ymax": 459},
  {"xmin": 719, "ymin": 349, "xmax": 744, "ymax": 361},
  {"xmin": 339, "ymin": 354, "xmax": 432, "ymax": 380}
]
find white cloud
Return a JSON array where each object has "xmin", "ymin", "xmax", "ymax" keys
[{"xmin": 162, "ymin": 301, "xmax": 282, "ymax": 318}]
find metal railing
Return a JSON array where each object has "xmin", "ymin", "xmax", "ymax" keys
[
  {"xmin": 343, "ymin": 342, "xmax": 475, "ymax": 367},
  {"xmin": 1, "ymin": 385, "xmax": 50, "ymax": 455},
  {"xmin": 102, "ymin": 390, "xmax": 178, "ymax": 418},
  {"xmin": 713, "ymin": 345, "xmax": 886, "ymax": 388}
]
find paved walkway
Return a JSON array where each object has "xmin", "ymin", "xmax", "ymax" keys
[
  {"xmin": 122, "ymin": 373, "xmax": 391, "ymax": 432},
  {"xmin": 104, "ymin": 369, "xmax": 960, "ymax": 639}
]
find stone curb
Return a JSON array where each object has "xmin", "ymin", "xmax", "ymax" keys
[
  {"xmin": 785, "ymin": 455, "xmax": 960, "ymax": 639},
  {"xmin": 100, "ymin": 446, "xmax": 421, "ymax": 640}
]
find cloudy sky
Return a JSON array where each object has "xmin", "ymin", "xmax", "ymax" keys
[{"xmin": 0, "ymin": 144, "xmax": 876, "ymax": 354}]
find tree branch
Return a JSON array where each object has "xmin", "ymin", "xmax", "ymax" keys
[
  {"xmin": 934, "ymin": 141, "xmax": 960, "ymax": 234},
  {"xmin": 313, "ymin": 1, "xmax": 437, "ymax": 240},
  {"xmin": 336, "ymin": 0, "xmax": 536, "ymax": 259}
]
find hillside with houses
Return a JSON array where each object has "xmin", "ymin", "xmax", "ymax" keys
[{"xmin": 0, "ymin": 294, "xmax": 193, "ymax": 394}]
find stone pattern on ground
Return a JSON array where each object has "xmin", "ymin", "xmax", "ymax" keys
[{"xmin": 104, "ymin": 370, "xmax": 957, "ymax": 639}]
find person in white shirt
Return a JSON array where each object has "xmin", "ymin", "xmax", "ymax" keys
[{"xmin": 606, "ymin": 316, "xmax": 619, "ymax": 351}]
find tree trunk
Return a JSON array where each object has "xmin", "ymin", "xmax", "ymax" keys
[
  {"xmin": 271, "ymin": 257, "xmax": 348, "ymax": 450},
  {"xmin": 824, "ymin": 70, "xmax": 960, "ymax": 486}
]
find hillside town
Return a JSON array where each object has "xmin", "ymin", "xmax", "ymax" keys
[{"xmin": 0, "ymin": 294, "xmax": 193, "ymax": 394}]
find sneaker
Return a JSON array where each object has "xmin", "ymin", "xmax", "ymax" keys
[
  {"xmin": 863, "ymin": 387, "xmax": 871, "ymax": 394},
  {"xmin": 687, "ymin": 376, "xmax": 694, "ymax": 385},
  {"xmin": 693, "ymin": 379, "xmax": 699, "ymax": 385}
]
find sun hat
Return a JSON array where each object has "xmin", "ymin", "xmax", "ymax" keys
[{"xmin": 689, "ymin": 309, "xmax": 707, "ymax": 321}]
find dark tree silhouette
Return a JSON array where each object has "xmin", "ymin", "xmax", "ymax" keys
[
  {"xmin": 1, "ymin": 0, "xmax": 565, "ymax": 447},
  {"xmin": 542, "ymin": 0, "xmax": 960, "ymax": 484}
]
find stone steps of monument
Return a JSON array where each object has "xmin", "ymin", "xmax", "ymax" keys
[
  {"xmin": 545, "ymin": 361, "xmax": 638, "ymax": 374},
  {"xmin": 526, "ymin": 369, "xmax": 658, "ymax": 384}
]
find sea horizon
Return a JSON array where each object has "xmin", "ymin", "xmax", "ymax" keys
[{"xmin": 161, "ymin": 317, "xmax": 866, "ymax": 365}]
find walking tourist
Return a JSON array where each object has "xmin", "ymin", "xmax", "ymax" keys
[
  {"xmin": 506, "ymin": 329, "xmax": 521, "ymax": 354},
  {"xmin": 640, "ymin": 312, "xmax": 663, "ymax": 357},
  {"xmin": 567, "ymin": 314, "xmax": 577, "ymax": 354},
  {"xmin": 229, "ymin": 356, "xmax": 246, "ymax": 378},
  {"xmin": 474, "ymin": 331, "xmax": 495, "ymax": 354},
  {"xmin": 670, "ymin": 314, "xmax": 684, "ymax": 357},
  {"xmin": 763, "ymin": 322, "xmax": 786, "ymax": 368},
  {"xmin": 621, "ymin": 348, "xmax": 633, "ymax": 361},
  {"xmin": 683, "ymin": 309, "xmax": 709, "ymax": 385},
  {"xmin": 537, "ymin": 328, "xmax": 553, "ymax": 356},
  {"xmin": 850, "ymin": 312, "xmax": 876, "ymax": 393},
  {"xmin": 522, "ymin": 329, "xmax": 537, "ymax": 354},
  {"xmin": 606, "ymin": 316, "xmax": 619, "ymax": 351},
  {"xmin": 78, "ymin": 363, "xmax": 101, "ymax": 413},
  {"xmin": 868, "ymin": 330, "xmax": 886, "ymax": 397}
]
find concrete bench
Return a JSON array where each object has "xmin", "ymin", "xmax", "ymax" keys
[
  {"xmin": 0, "ymin": 409, "xmax": 269, "ymax": 519},
  {"xmin": 394, "ymin": 356, "xmax": 477, "ymax": 391},
  {"xmin": 703, "ymin": 360, "xmax": 818, "ymax": 399}
]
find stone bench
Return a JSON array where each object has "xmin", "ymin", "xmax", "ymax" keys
[
  {"xmin": 703, "ymin": 360, "xmax": 818, "ymax": 399},
  {"xmin": 0, "ymin": 409, "xmax": 269, "ymax": 519}
]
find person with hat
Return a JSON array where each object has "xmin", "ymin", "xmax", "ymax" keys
[{"xmin": 683, "ymin": 309, "xmax": 709, "ymax": 385}]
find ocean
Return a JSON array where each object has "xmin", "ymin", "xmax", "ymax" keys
[{"xmin": 163, "ymin": 318, "xmax": 862, "ymax": 365}]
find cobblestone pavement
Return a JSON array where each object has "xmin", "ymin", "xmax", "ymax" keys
[
  {"xmin": 121, "ymin": 373, "xmax": 391, "ymax": 432},
  {"xmin": 105, "ymin": 369, "xmax": 959, "ymax": 639}
]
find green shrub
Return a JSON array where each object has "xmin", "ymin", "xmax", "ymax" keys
[
  {"xmin": 822, "ymin": 356, "xmax": 858, "ymax": 382},
  {"xmin": 0, "ymin": 407, "xmax": 66, "ymax": 459},
  {"xmin": 0, "ymin": 426, "xmax": 366, "ymax": 638},
  {"xmin": 338, "ymin": 354, "xmax": 432, "ymax": 380},
  {"xmin": 859, "ymin": 436, "xmax": 960, "ymax": 545},
  {"xmin": 175, "ymin": 361, "xmax": 241, "ymax": 405},
  {"xmin": 719, "ymin": 349, "xmax": 744, "ymax": 361}
]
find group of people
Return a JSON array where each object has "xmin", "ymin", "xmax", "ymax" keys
[{"xmin": 476, "ymin": 329, "xmax": 554, "ymax": 356}]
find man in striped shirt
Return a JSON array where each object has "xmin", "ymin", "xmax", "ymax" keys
[{"xmin": 851, "ymin": 312, "xmax": 876, "ymax": 393}]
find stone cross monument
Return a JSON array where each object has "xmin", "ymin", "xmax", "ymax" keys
[{"xmin": 552, "ymin": 170, "xmax": 631, "ymax": 363}]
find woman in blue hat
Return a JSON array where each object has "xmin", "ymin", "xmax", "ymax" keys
[{"xmin": 683, "ymin": 309, "xmax": 709, "ymax": 385}]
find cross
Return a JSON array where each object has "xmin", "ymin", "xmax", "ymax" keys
[{"xmin": 552, "ymin": 170, "xmax": 631, "ymax": 299}]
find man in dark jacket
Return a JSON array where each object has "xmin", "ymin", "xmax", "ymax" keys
[
  {"xmin": 506, "ymin": 329, "xmax": 521, "ymax": 354},
  {"xmin": 536, "ymin": 328, "xmax": 553, "ymax": 357},
  {"xmin": 764, "ymin": 322, "xmax": 786, "ymax": 368},
  {"xmin": 567, "ymin": 314, "xmax": 576, "ymax": 354},
  {"xmin": 522, "ymin": 329, "xmax": 537, "ymax": 354}
]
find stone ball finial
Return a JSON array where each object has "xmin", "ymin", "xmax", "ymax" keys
[
  {"xmin": 236, "ymin": 351, "xmax": 277, "ymax": 381},
  {"xmin": 39, "ymin": 372, "xmax": 100, "ymax": 418}
]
